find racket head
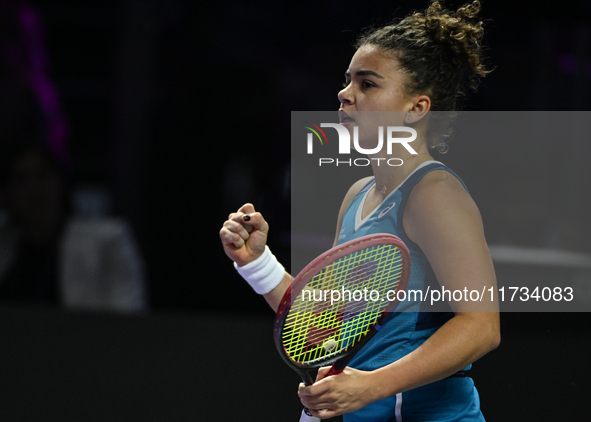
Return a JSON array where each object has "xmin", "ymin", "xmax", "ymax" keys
[{"xmin": 273, "ymin": 233, "xmax": 410, "ymax": 375}]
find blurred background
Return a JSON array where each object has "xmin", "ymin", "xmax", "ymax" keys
[{"xmin": 0, "ymin": 0, "xmax": 590, "ymax": 420}]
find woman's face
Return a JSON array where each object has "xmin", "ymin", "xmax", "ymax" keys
[{"xmin": 338, "ymin": 44, "xmax": 415, "ymax": 149}]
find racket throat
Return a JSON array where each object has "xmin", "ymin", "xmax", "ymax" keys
[{"xmin": 297, "ymin": 369, "xmax": 315, "ymax": 386}]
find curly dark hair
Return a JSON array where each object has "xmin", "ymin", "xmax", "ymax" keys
[{"xmin": 355, "ymin": 0, "xmax": 490, "ymax": 152}]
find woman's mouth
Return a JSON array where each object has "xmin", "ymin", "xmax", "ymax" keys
[{"xmin": 339, "ymin": 110, "xmax": 355, "ymax": 124}]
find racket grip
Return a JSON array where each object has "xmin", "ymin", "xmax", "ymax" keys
[
  {"xmin": 300, "ymin": 371, "xmax": 315, "ymax": 417},
  {"xmin": 301, "ymin": 364, "xmax": 344, "ymax": 418},
  {"xmin": 299, "ymin": 409, "xmax": 321, "ymax": 422}
]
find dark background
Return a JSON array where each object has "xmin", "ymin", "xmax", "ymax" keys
[
  {"xmin": 3, "ymin": 0, "xmax": 591, "ymax": 311},
  {"xmin": 1, "ymin": 0, "xmax": 590, "ymax": 420},
  {"xmin": 9, "ymin": 0, "xmax": 590, "ymax": 312}
]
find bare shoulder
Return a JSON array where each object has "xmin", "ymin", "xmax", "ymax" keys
[
  {"xmin": 339, "ymin": 175, "xmax": 374, "ymax": 219},
  {"xmin": 343, "ymin": 176, "xmax": 374, "ymax": 206},
  {"xmin": 404, "ymin": 170, "xmax": 483, "ymax": 244},
  {"xmin": 332, "ymin": 176, "xmax": 374, "ymax": 246},
  {"xmin": 408, "ymin": 170, "xmax": 477, "ymax": 213}
]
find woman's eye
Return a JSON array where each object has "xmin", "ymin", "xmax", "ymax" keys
[{"xmin": 362, "ymin": 81, "xmax": 374, "ymax": 89}]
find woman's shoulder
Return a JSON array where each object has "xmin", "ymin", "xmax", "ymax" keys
[
  {"xmin": 332, "ymin": 176, "xmax": 375, "ymax": 246},
  {"xmin": 411, "ymin": 168, "xmax": 468, "ymax": 200},
  {"xmin": 340, "ymin": 176, "xmax": 374, "ymax": 209},
  {"xmin": 347, "ymin": 176, "xmax": 375, "ymax": 197},
  {"xmin": 405, "ymin": 169, "xmax": 480, "ymax": 233}
]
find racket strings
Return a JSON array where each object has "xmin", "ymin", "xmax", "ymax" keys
[{"xmin": 282, "ymin": 243, "xmax": 405, "ymax": 365}]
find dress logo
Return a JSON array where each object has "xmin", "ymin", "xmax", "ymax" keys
[{"xmin": 378, "ymin": 202, "xmax": 396, "ymax": 219}]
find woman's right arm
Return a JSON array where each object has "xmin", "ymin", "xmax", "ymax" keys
[
  {"xmin": 219, "ymin": 203, "xmax": 291, "ymax": 312},
  {"xmin": 221, "ymin": 178, "xmax": 369, "ymax": 313}
]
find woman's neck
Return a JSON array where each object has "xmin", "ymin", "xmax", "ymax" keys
[{"xmin": 369, "ymin": 149, "xmax": 434, "ymax": 196}]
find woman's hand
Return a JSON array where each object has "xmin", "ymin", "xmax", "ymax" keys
[
  {"xmin": 219, "ymin": 203, "xmax": 269, "ymax": 266},
  {"xmin": 298, "ymin": 366, "xmax": 378, "ymax": 419}
]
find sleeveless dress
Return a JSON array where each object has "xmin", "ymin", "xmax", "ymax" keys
[{"xmin": 338, "ymin": 161, "xmax": 485, "ymax": 422}]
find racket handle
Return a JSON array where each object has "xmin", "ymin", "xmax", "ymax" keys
[
  {"xmin": 299, "ymin": 409, "xmax": 321, "ymax": 422},
  {"xmin": 301, "ymin": 363, "xmax": 344, "ymax": 418},
  {"xmin": 300, "ymin": 371, "xmax": 315, "ymax": 417}
]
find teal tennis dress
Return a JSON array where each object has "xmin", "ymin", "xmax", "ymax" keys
[{"xmin": 339, "ymin": 161, "xmax": 485, "ymax": 422}]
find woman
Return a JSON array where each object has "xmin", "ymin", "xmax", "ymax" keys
[{"xmin": 220, "ymin": 1, "xmax": 499, "ymax": 420}]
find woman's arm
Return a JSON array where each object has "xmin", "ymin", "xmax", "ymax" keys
[
  {"xmin": 221, "ymin": 176, "xmax": 373, "ymax": 311},
  {"xmin": 220, "ymin": 175, "xmax": 371, "ymax": 312},
  {"xmin": 220, "ymin": 202, "xmax": 291, "ymax": 311},
  {"xmin": 298, "ymin": 170, "xmax": 500, "ymax": 418}
]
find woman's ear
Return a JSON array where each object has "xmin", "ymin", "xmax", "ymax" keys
[{"xmin": 407, "ymin": 95, "xmax": 431, "ymax": 123}]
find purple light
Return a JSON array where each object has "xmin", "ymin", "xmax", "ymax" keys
[{"xmin": 1, "ymin": 0, "xmax": 70, "ymax": 164}]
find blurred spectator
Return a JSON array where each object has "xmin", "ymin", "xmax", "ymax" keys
[
  {"xmin": 0, "ymin": 0, "xmax": 147, "ymax": 312},
  {"xmin": 0, "ymin": 142, "xmax": 147, "ymax": 312}
]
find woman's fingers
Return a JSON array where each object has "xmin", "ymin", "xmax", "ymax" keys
[
  {"xmin": 222, "ymin": 219, "xmax": 250, "ymax": 246},
  {"xmin": 220, "ymin": 203, "xmax": 269, "ymax": 265}
]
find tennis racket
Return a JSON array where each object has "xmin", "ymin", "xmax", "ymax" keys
[{"xmin": 273, "ymin": 233, "xmax": 411, "ymax": 420}]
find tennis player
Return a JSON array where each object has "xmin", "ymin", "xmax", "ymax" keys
[{"xmin": 220, "ymin": 1, "xmax": 500, "ymax": 420}]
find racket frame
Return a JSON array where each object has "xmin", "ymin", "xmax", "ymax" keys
[{"xmin": 273, "ymin": 233, "xmax": 411, "ymax": 384}]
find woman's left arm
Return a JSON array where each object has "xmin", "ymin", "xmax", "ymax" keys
[{"xmin": 299, "ymin": 171, "xmax": 500, "ymax": 418}]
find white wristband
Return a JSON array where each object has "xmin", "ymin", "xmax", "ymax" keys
[{"xmin": 233, "ymin": 245, "xmax": 285, "ymax": 294}]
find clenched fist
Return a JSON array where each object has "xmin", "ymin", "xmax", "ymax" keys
[{"xmin": 219, "ymin": 203, "xmax": 269, "ymax": 266}]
